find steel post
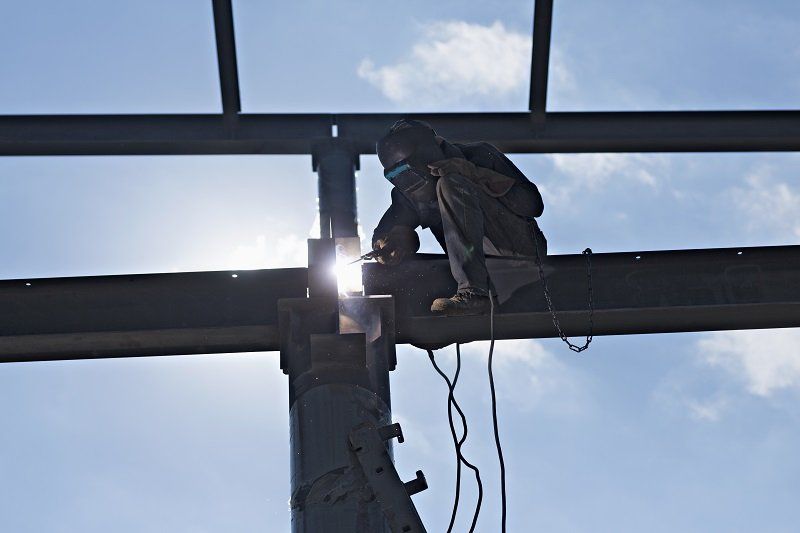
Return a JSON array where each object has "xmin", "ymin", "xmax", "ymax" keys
[
  {"xmin": 278, "ymin": 236, "xmax": 414, "ymax": 532},
  {"xmin": 313, "ymin": 140, "xmax": 359, "ymax": 238}
]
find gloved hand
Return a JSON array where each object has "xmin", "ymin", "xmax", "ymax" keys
[
  {"xmin": 428, "ymin": 158, "xmax": 478, "ymax": 179},
  {"xmin": 372, "ymin": 226, "xmax": 420, "ymax": 266}
]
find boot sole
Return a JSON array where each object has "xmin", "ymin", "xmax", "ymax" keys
[{"xmin": 430, "ymin": 305, "xmax": 491, "ymax": 317}]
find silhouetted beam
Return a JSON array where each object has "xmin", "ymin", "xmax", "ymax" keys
[
  {"xmin": 1, "ymin": 246, "xmax": 799, "ymax": 363},
  {"xmin": 364, "ymin": 245, "xmax": 800, "ymax": 346},
  {"xmin": 337, "ymin": 111, "xmax": 800, "ymax": 154},
  {"xmin": 2, "ymin": 111, "xmax": 800, "ymax": 156},
  {"xmin": 529, "ymin": 0, "xmax": 554, "ymax": 116},
  {"xmin": 0, "ymin": 268, "xmax": 307, "ymax": 363},
  {"xmin": 212, "ymin": 0, "xmax": 241, "ymax": 116},
  {"xmin": 0, "ymin": 114, "xmax": 333, "ymax": 155}
]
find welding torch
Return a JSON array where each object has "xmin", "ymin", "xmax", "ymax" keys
[{"xmin": 347, "ymin": 249, "xmax": 386, "ymax": 265}]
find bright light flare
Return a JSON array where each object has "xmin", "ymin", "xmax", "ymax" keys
[
  {"xmin": 333, "ymin": 237, "xmax": 364, "ymax": 296},
  {"xmin": 333, "ymin": 260, "xmax": 363, "ymax": 296}
]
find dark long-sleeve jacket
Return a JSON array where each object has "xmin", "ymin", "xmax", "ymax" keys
[{"xmin": 372, "ymin": 140, "xmax": 544, "ymax": 250}]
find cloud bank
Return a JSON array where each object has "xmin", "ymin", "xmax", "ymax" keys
[
  {"xmin": 542, "ymin": 153, "xmax": 665, "ymax": 207},
  {"xmin": 458, "ymin": 338, "xmax": 585, "ymax": 414},
  {"xmin": 727, "ymin": 168, "xmax": 800, "ymax": 241},
  {"xmin": 698, "ymin": 329, "xmax": 800, "ymax": 397},
  {"xmin": 358, "ymin": 20, "xmax": 531, "ymax": 107},
  {"xmin": 229, "ymin": 233, "xmax": 307, "ymax": 270}
]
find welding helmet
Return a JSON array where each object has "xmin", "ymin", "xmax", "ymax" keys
[{"xmin": 377, "ymin": 123, "xmax": 445, "ymax": 203}]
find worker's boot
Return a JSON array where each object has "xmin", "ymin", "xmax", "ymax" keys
[{"xmin": 430, "ymin": 290, "xmax": 491, "ymax": 316}]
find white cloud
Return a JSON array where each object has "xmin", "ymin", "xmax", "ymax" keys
[
  {"xmin": 458, "ymin": 338, "xmax": 584, "ymax": 414},
  {"xmin": 727, "ymin": 167, "xmax": 800, "ymax": 241},
  {"xmin": 548, "ymin": 47, "xmax": 576, "ymax": 99},
  {"xmin": 551, "ymin": 153, "xmax": 659, "ymax": 188},
  {"xmin": 685, "ymin": 395, "xmax": 729, "ymax": 422},
  {"xmin": 541, "ymin": 153, "xmax": 664, "ymax": 206},
  {"xmin": 651, "ymin": 375, "xmax": 732, "ymax": 423},
  {"xmin": 697, "ymin": 329, "xmax": 800, "ymax": 397},
  {"xmin": 228, "ymin": 233, "xmax": 307, "ymax": 270},
  {"xmin": 357, "ymin": 20, "xmax": 531, "ymax": 107}
]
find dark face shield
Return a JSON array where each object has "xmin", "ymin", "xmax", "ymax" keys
[
  {"xmin": 378, "ymin": 126, "xmax": 445, "ymax": 203},
  {"xmin": 383, "ymin": 160, "xmax": 439, "ymax": 203}
]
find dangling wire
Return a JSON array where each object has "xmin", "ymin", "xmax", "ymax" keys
[
  {"xmin": 430, "ymin": 346, "xmax": 462, "ymax": 532},
  {"xmin": 427, "ymin": 348, "xmax": 483, "ymax": 532},
  {"xmin": 487, "ymin": 290, "xmax": 507, "ymax": 532}
]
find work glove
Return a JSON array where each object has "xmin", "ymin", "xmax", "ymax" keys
[
  {"xmin": 372, "ymin": 226, "xmax": 420, "ymax": 266},
  {"xmin": 428, "ymin": 158, "xmax": 516, "ymax": 197},
  {"xmin": 428, "ymin": 158, "xmax": 478, "ymax": 180}
]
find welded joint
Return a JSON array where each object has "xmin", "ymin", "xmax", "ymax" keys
[
  {"xmin": 311, "ymin": 138, "xmax": 360, "ymax": 172},
  {"xmin": 339, "ymin": 294, "xmax": 398, "ymax": 370},
  {"xmin": 289, "ymin": 465, "xmax": 372, "ymax": 512}
]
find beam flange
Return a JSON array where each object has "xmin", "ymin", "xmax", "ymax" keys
[
  {"xmin": 364, "ymin": 245, "xmax": 800, "ymax": 346},
  {"xmin": 2, "ymin": 111, "xmax": 800, "ymax": 156},
  {"xmin": 0, "ymin": 268, "xmax": 307, "ymax": 363},
  {"xmin": 2, "ymin": 245, "xmax": 799, "ymax": 363}
]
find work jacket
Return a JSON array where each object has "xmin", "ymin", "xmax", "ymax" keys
[{"xmin": 372, "ymin": 140, "xmax": 545, "ymax": 251}]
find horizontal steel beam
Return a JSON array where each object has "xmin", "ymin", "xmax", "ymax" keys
[
  {"xmin": 363, "ymin": 245, "xmax": 800, "ymax": 346},
  {"xmin": 2, "ymin": 111, "xmax": 799, "ymax": 156},
  {"xmin": 0, "ymin": 114, "xmax": 333, "ymax": 155},
  {"xmin": 2, "ymin": 245, "xmax": 799, "ymax": 362},
  {"xmin": 0, "ymin": 268, "xmax": 307, "ymax": 363}
]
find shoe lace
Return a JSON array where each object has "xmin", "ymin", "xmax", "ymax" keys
[{"xmin": 453, "ymin": 289, "xmax": 485, "ymax": 303}]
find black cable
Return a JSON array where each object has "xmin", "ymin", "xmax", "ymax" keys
[
  {"xmin": 433, "ymin": 346, "xmax": 461, "ymax": 533},
  {"xmin": 427, "ymin": 348, "xmax": 483, "ymax": 532},
  {"xmin": 487, "ymin": 292, "xmax": 507, "ymax": 532}
]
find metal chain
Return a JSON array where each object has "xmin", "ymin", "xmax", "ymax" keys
[{"xmin": 529, "ymin": 219, "xmax": 594, "ymax": 353}]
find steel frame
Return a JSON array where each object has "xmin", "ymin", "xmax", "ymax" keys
[
  {"xmin": 3, "ymin": 2, "xmax": 798, "ymax": 531},
  {"xmin": 1, "ymin": 0, "xmax": 797, "ymax": 157}
]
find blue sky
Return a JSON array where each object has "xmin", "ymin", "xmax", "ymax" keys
[{"xmin": 1, "ymin": 1, "xmax": 800, "ymax": 531}]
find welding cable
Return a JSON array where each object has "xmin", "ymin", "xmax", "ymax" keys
[
  {"xmin": 429, "ymin": 347, "xmax": 462, "ymax": 532},
  {"xmin": 427, "ymin": 348, "xmax": 483, "ymax": 532},
  {"xmin": 487, "ymin": 291, "xmax": 508, "ymax": 532}
]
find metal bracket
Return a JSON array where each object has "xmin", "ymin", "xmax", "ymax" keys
[
  {"xmin": 403, "ymin": 470, "xmax": 427, "ymax": 496},
  {"xmin": 349, "ymin": 423, "xmax": 427, "ymax": 533},
  {"xmin": 378, "ymin": 422, "xmax": 404, "ymax": 444}
]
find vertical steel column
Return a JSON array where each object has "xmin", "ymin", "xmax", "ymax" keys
[
  {"xmin": 313, "ymin": 140, "xmax": 359, "ymax": 239},
  {"xmin": 278, "ymin": 146, "xmax": 425, "ymax": 531},
  {"xmin": 279, "ymin": 252, "xmax": 399, "ymax": 531},
  {"xmin": 529, "ymin": 0, "xmax": 554, "ymax": 122},
  {"xmin": 212, "ymin": 0, "xmax": 241, "ymax": 118}
]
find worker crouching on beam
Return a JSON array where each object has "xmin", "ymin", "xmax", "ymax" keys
[{"xmin": 372, "ymin": 119, "xmax": 547, "ymax": 316}]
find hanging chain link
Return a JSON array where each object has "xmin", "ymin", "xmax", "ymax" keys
[{"xmin": 529, "ymin": 219, "xmax": 594, "ymax": 353}]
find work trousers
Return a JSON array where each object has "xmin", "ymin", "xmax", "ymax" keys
[{"xmin": 434, "ymin": 173, "xmax": 547, "ymax": 295}]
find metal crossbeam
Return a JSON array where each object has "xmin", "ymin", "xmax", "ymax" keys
[
  {"xmin": 2, "ymin": 245, "xmax": 799, "ymax": 363},
  {"xmin": 3, "ymin": 111, "xmax": 800, "ymax": 156},
  {"xmin": 212, "ymin": 0, "xmax": 242, "ymax": 116},
  {"xmin": 529, "ymin": 0, "xmax": 554, "ymax": 116},
  {"xmin": 364, "ymin": 246, "xmax": 800, "ymax": 346},
  {"xmin": 0, "ymin": 268, "xmax": 307, "ymax": 362}
]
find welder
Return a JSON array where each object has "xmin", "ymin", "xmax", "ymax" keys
[{"xmin": 372, "ymin": 119, "xmax": 547, "ymax": 316}]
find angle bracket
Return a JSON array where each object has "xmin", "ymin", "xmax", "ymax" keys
[{"xmin": 349, "ymin": 423, "xmax": 428, "ymax": 532}]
